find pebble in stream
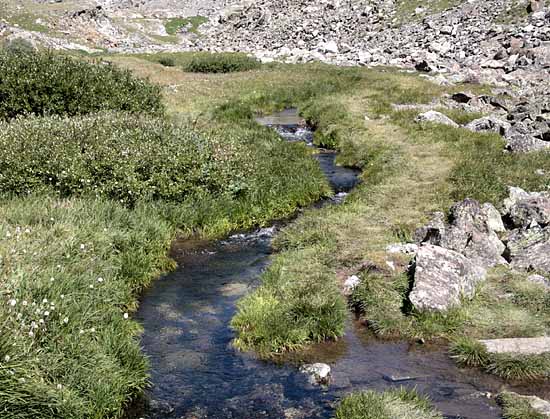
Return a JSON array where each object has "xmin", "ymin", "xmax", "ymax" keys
[{"xmin": 135, "ymin": 110, "xmax": 539, "ymax": 419}]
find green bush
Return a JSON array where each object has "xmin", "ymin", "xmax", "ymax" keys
[
  {"xmin": 158, "ymin": 56, "xmax": 175, "ymax": 67},
  {"xmin": 182, "ymin": 52, "xmax": 261, "ymax": 73},
  {"xmin": 0, "ymin": 50, "xmax": 163, "ymax": 120}
]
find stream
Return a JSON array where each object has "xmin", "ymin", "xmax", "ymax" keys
[{"xmin": 136, "ymin": 110, "xmax": 541, "ymax": 419}]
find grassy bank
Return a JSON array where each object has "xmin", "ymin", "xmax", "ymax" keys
[{"xmin": 0, "ymin": 52, "xmax": 348, "ymax": 417}]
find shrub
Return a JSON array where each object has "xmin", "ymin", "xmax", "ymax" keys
[
  {"xmin": 158, "ymin": 56, "xmax": 175, "ymax": 67},
  {"xmin": 182, "ymin": 52, "xmax": 261, "ymax": 73},
  {"xmin": 2, "ymin": 38, "xmax": 36, "ymax": 54},
  {"xmin": 0, "ymin": 50, "xmax": 163, "ymax": 120}
]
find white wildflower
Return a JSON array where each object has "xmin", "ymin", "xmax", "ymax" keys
[
  {"xmin": 123, "ymin": 313, "xmax": 129, "ymax": 320},
  {"xmin": 8, "ymin": 299, "xmax": 16, "ymax": 307},
  {"xmin": 4, "ymin": 355, "xmax": 10, "ymax": 362}
]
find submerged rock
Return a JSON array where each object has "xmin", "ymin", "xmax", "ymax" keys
[
  {"xmin": 299, "ymin": 363, "xmax": 331, "ymax": 386},
  {"xmin": 415, "ymin": 111, "xmax": 459, "ymax": 128},
  {"xmin": 409, "ymin": 244, "xmax": 487, "ymax": 312},
  {"xmin": 479, "ymin": 337, "xmax": 550, "ymax": 355}
]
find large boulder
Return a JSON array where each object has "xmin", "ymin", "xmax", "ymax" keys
[
  {"xmin": 299, "ymin": 363, "xmax": 331, "ymax": 385},
  {"xmin": 502, "ymin": 187, "xmax": 550, "ymax": 228},
  {"xmin": 506, "ymin": 226, "xmax": 550, "ymax": 273},
  {"xmin": 409, "ymin": 244, "xmax": 487, "ymax": 312},
  {"xmin": 416, "ymin": 200, "xmax": 506, "ymax": 268}
]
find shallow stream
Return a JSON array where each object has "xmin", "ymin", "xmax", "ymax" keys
[{"xmin": 136, "ymin": 110, "xmax": 543, "ymax": 419}]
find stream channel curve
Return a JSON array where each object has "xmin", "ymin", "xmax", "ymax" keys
[{"xmin": 136, "ymin": 109, "xmax": 534, "ymax": 419}]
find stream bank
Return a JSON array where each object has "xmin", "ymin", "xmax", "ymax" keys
[{"xmin": 136, "ymin": 110, "xmax": 533, "ymax": 419}]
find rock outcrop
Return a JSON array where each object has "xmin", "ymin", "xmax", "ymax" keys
[
  {"xmin": 409, "ymin": 244, "xmax": 487, "ymax": 312},
  {"xmin": 479, "ymin": 337, "xmax": 550, "ymax": 355}
]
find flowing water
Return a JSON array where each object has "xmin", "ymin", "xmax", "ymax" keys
[{"xmin": 136, "ymin": 110, "xmax": 546, "ymax": 419}]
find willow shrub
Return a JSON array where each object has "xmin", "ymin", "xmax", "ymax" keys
[
  {"xmin": 0, "ymin": 50, "xmax": 163, "ymax": 120},
  {"xmin": 182, "ymin": 52, "xmax": 261, "ymax": 73}
]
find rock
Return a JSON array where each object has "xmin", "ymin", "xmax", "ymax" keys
[
  {"xmin": 506, "ymin": 126, "xmax": 550, "ymax": 152},
  {"xmin": 299, "ymin": 363, "xmax": 331, "ymax": 385},
  {"xmin": 415, "ymin": 111, "xmax": 459, "ymax": 128},
  {"xmin": 506, "ymin": 226, "xmax": 550, "ymax": 273},
  {"xmin": 528, "ymin": 0, "xmax": 545, "ymax": 13},
  {"xmin": 527, "ymin": 274, "xmax": 550, "ymax": 288},
  {"xmin": 450, "ymin": 92, "xmax": 473, "ymax": 104},
  {"xmin": 465, "ymin": 116, "xmax": 510, "ymax": 135},
  {"xmin": 438, "ymin": 199, "xmax": 507, "ymax": 268},
  {"xmin": 414, "ymin": 212, "xmax": 447, "ymax": 244},
  {"xmin": 409, "ymin": 244, "xmax": 487, "ymax": 312},
  {"xmin": 343, "ymin": 275, "xmax": 361, "ymax": 294},
  {"xmin": 500, "ymin": 392, "xmax": 550, "ymax": 418},
  {"xmin": 317, "ymin": 40, "xmax": 339, "ymax": 54},
  {"xmin": 482, "ymin": 203, "xmax": 506, "ymax": 233},
  {"xmin": 479, "ymin": 337, "xmax": 550, "ymax": 355},
  {"xmin": 386, "ymin": 243, "xmax": 419, "ymax": 254},
  {"xmin": 503, "ymin": 187, "xmax": 550, "ymax": 228}
]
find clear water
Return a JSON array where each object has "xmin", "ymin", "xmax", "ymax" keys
[{"xmin": 135, "ymin": 110, "xmax": 548, "ymax": 419}]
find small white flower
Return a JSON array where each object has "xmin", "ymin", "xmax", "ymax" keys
[
  {"xmin": 44, "ymin": 311, "xmax": 50, "ymax": 317},
  {"xmin": 24, "ymin": 228, "xmax": 30, "ymax": 234},
  {"xmin": 97, "ymin": 277, "xmax": 104, "ymax": 283},
  {"xmin": 123, "ymin": 313, "xmax": 129, "ymax": 320},
  {"xmin": 79, "ymin": 329, "xmax": 84, "ymax": 335},
  {"xmin": 56, "ymin": 384, "xmax": 63, "ymax": 390},
  {"xmin": 63, "ymin": 317, "xmax": 69, "ymax": 324},
  {"xmin": 60, "ymin": 294, "xmax": 65, "ymax": 299},
  {"xmin": 89, "ymin": 284, "xmax": 94, "ymax": 289},
  {"xmin": 4, "ymin": 355, "xmax": 10, "ymax": 362},
  {"xmin": 28, "ymin": 331, "xmax": 34, "ymax": 337},
  {"xmin": 39, "ymin": 319, "xmax": 45, "ymax": 325},
  {"xmin": 22, "ymin": 300, "xmax": 28, "ymax": 306},
  {"xmin": 42, "ymin": 299, "xmax": 48, "ymax": 304},
  {"xmin": 80, "ymin": 244, "xmax": 85, "ymax": 250},
  {"xmin": 90, "ymin": 327, "xmax": 96, "ymax": 333},
  {"xmin": 8, "ymin": 299, "xmax": 16, "ymax": 307},
  {"xmin": 50, "ymin": 277, "xmax": 55, "ymax": 282}
]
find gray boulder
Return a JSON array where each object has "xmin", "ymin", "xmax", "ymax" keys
[
  {"xmin": 416, "ymin": 200, "xmax": 507, "ymax": 268},
  {"xmin": 506, "ymin": 226, "xmax": 550, "ymax": 273},
  {"xmin": 527, "ymin": 274, "xmax": 550, "ymax": 288},
  {"xmin": 502, "ymin": 186, "xmax": 550, "ymax": 228},
  {"xmin": 464, "ymin": 116, "xmax": 510, "ymax": 135},
  {"xmin": 506, "ymin": 126, "xmax": 550, "ymax": 152},
  {"xmin": 409, "ymin": 244, "xmax": 487, "ymax": 312},
  {"xmin": 415, "ymin": 111, "xmax": 459, "ymax": 128}
]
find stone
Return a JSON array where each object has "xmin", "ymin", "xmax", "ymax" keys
[
  {"xmin": 506, "ymin": 393, "xmax": 550, "ymax": 417},
  {"xmin": 506, "ymin": 131, "xmax": 550, "ymax": 153},
  {"xmin": 317, "ymin": 40, "xmax": 339, "ymax": 54},
  {"xmin": 343, "ymin": 275, "xmax": 361, "ymax": 294},
  {"xmin": 527, "ymin": 274, "xmax": 550, "ymax": 288},
  {"xmin": 415, "ymin": 111, "xmax": 459, "ymax": 128},
  {"xmin": 506, "ymin": 226, "xmax": 550, "ymax": 273},
  {"xmin": 450, "ymin": 92, "xmax": 473, "ymax": 104},
  {"xmin": 482, "ymin": 203, "xmax": 506, "ymax": 233},
  {"xmin": 479, "ymin": 337, "xmax": 550, "ymax": 355},
  {"xmin": 528, "ymin": 0, "xmax": 545, "ymax": 13},
  {"xmin": 299, "ymin": 363, "xmax": 331, "ymax": 385},
  {"xmin": 438, "ymin": 199, "xmax": 507, "ymax": 267},
  {"xmin": 464, "ymin": 116, "xmax": 510, "ymax": 135},
  {"xmin": 386, "ymin": 243, "xmax": 419, "ymax": 254},
  {"xmin": 502, "ymin": 187, "xmax": 550, "ymax": 228},
  {"xmin": 414, "ymin": 212, "xmax": 447, "ymax": 244},
  {"xmin": 409, "ymin": 244, "xmax": 487, "ymax": 312}
]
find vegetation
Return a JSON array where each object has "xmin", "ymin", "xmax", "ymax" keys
[
  {"xmin": 157, "ymin": 56, "xmax": 175, "ymax": 67},
  {"xmin": 164, "ymin": 16, "xmax": 207, "ymax": 35},
  {"xmin": 0, "ymin": 50, "xmax": 163, "ymax": 120},
  {"xmin": 182, "ymin": 52, "xmax": 261, "ymax": 73},
  {"xmin": 498, "ymin": 392, "xmax": 547, "ymax": 419},
  {"xmin": 335, "ymin": 388, "xmax": 443, "ymax": 419}
]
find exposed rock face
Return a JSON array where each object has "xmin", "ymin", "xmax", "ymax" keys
[
  {"xmin": 409, "ymin": 244, "xmax": 487, "ymax": 312},
  {"xmin": 415, "ymin": 111, "xmax": 459, "ymax": 127},
  {"xmin": 299, "ymin": 363, "xmax": 331, "ymax": 385},
  {"xmin": 506, "ymin": 226, "xmax": 550, "ymax": 273},
  {"xmin": 479, "ymin": 337, "xmax": 550, "ymax": 355}
]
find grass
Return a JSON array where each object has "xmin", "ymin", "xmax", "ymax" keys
[
  {"xmin": 182, "ymin": 52, "xmax": 261, "ymax": 74},
  {"xmin": 164, "ymin": 16, "xmax": 207, "ymax": 35},
  {"xmin": 335, "ymin": 388, "xmax": 443, "ymax": 419},
  {"xmin": 394, "ymin": 0, "xmax": 463, "ymax": 23},
  {"xmin": 498, "ymin": 392, "xmax": 548, "ymax": 419}
]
